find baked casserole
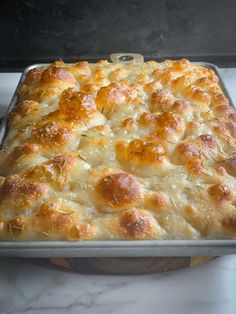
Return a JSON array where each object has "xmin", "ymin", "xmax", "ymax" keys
[{"xmin": 0, "ymin": 58, "xmax": 236, "ymax": 241}]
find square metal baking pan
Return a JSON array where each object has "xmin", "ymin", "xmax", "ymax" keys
[{"xmin": 0, "ymin": 56, "xmax": 236, "ymax": 258}]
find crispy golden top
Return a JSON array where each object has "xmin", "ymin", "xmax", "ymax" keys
[{"xmin": 0, "ymin": 58, "xmax": 236, "ymax": 241}]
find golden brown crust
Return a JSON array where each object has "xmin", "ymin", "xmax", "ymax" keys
[
  {"xmin": 31, "ymin": 121, "xmax": 75, "ymax": 147},
  {"xmin": 40, "ymin": 64, "xmax": 76, "ymax": 86},
  {"xmin": 96, "ymin": 173, "xmax": 142, "ymax": 211},
  {"xmin": 150, "ymin": 89, "xmax": 175, "ymax": 112},
  {"xmin": 0, "ymin": 175, "xmax": 49, "ymax": 212},
  {"xmin": 222, "ymin": 215, "xmax": 236, "ymax": 233},
  {"xmin": 144, "ymin": 192, "xmax": 171, "ymax": 213},
  {"xmin": 68, "ymin": 223, "xmax": 97, "ymax": 240},
  {"xmin": 95, "ymin": 82, "xmax": 137, "ymax": 116},
  {"xmin": 118, "ymin": 209, "xmax": 158, "ymax": 239},
  {"xmin": 116, "ymin": 139, "xmax": 171, "ymax": 177},
  {"xmin": 10, "ymin": 143, "xmax": 40, "ymax": 162},
  {"xmin": 171, "ymin": 100, "xmax": 193, "ymax": 121},
  {"xmin": 59, "ymin": 87, "xmax": 97, "ymax": 120},
  {"xmin": 19, "ymin": 62, "xmax": 76, "ymax": 102},
  {"xmin": 8, "ymin": 100, "xmax": 39, "ymax": 126},
  {"xmin": 36, "ymin": 201, "xmax": 74, "ymax": 234},
  {"xmin": 208, "ymin": 183, "xmax": 233, "ymax": 204},
  {"xmin": 154, "ymin": 111, "xmax": 185, "ymax": 142},
  {"xmin": 218, "ymin": 155, "xmax": 236, "ymax": 176},
  {"xmin": 175, "ymin": 134, "xmax": 218, "ymax": 173},
  {"xmin": 1, "ymin": 58, "xmax": 236, "ymax": 240},
  {"xmin": 24, "ymin": 152, "xmax": 90, "ymax": 190}
]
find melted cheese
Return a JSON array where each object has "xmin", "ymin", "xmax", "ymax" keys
[{"xmin": 0, "ymin": 58, "xmax": 236, "ymax": 241}]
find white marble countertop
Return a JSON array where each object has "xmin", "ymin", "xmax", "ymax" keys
[{"xmin": 0, "ymin": 69, "xmax": 236, "ymax": 314}]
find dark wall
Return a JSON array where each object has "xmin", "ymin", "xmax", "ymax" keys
[{"xmin": 1, "ymin": 0, "xmax": 236, "ymax": 69}]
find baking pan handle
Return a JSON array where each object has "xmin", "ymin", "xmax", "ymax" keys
[{"xmin": 110, "ymin": 53, "xmax": 144, "ymax": 63}]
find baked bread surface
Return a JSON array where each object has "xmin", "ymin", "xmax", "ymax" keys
[{"xmin": 0, "ymin": 58, "xmax": 236, "ymax": 241}]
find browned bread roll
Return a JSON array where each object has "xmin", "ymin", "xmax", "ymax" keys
[{"xmin": 0, "ymin": 58, "xmax": 236, "ymax": 241}]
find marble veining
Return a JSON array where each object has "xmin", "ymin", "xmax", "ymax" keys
[
  {"xmin": 0, "ymin": 69, "xmax": 236, "ymax": 314},
  {"xmin": 0, "ymin": 256, "xmax": 236, "ymax": 314}
]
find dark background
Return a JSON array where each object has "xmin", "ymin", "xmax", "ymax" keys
[{"xmin": 1, "ymin": 0, "xmax": 236, "ymax": 70}]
